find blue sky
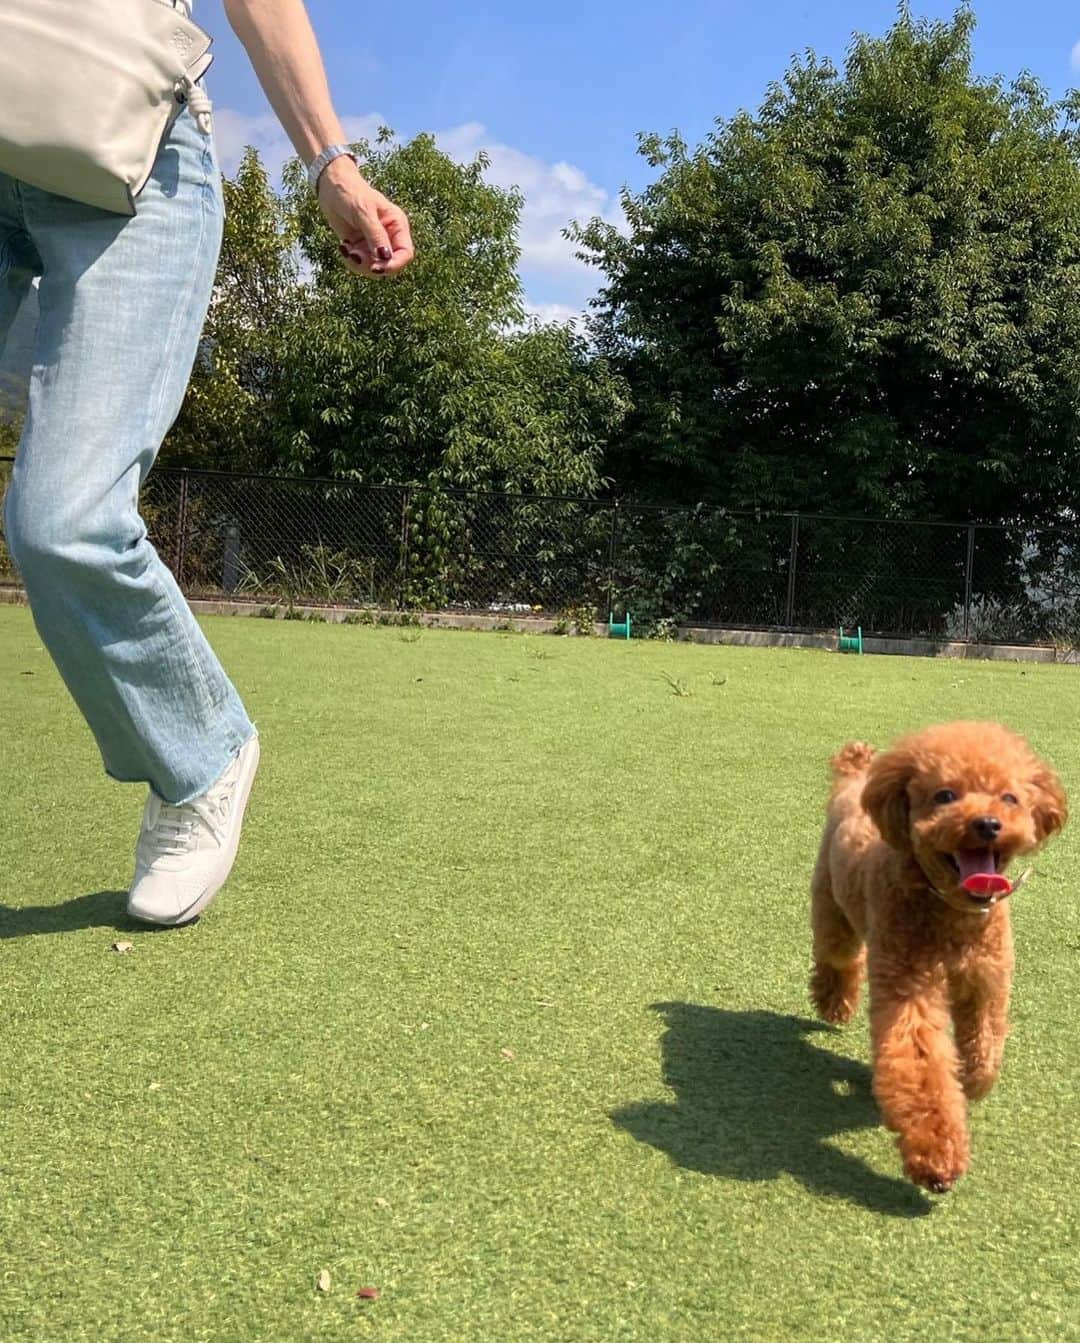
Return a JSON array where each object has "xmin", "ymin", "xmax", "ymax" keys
[{"xmin": 201, "ymin": 1, "xmax": 1080, "ymax": 317}]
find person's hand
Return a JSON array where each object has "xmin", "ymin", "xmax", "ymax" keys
[{"xmin": 317, "ymin": 156, "xmax": 414, "ymax": 277}]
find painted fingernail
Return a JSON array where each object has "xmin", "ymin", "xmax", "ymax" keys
[{"xmin": 377, "ymin": 246, "xmax": 392, "ymax": 262}]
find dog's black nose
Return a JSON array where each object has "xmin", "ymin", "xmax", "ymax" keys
[{"xmin": 971, "ymin": 815, "xmax": 1002, "ymax": 842}]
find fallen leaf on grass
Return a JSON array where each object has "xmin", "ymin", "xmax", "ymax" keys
[
  {"xmin": 357, "ymin": 1287, "xmax": 380, "ymax": 1301},
  {"xmin": 374, "ymin": 1197, "xmax": 390, "ymax": 1210},
  {"xmin": 500, "ymin": 1048, "xmax": 516, "ymax": 1061},
  {"xmin": 316, "ymin": 1270, "xmax": 331, "ymax": 1293},
  {"xmin": 110, "ymin": 941, "xmax": 134, "ymax": 954}
]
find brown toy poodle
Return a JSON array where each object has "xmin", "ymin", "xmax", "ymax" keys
[{"xmin": 810, "ymin": 721, "xmax": 1067, "ymax": 1192}]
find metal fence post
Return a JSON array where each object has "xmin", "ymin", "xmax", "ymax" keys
[
  {"xmin": 221, "ymin": 521, "xmax": 241, "ymax": 593},
  {"xmin": 175, "ymin": 468, "xmax": 189, "ymax": 589},
  {"xmin": 963, "ymin": 525, "xmax": 976, "ymax": 642},
  {"xmin": 606, "ymin": 499, "xmax": 621, "ymax": 614},
  {"xmin": 785, "ymin": 513, "xmax": 800, "ymax": 627},
  {"xmin": 398, "ymin": 487, "xmax": 412, "ymax": 610}
]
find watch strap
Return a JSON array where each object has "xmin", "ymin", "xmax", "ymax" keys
[{"xmin": 307, "ymin": 144, "xmax": 357, "ymax": 192}]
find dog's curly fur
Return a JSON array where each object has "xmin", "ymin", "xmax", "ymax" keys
[{"xmin": 810, "ymin": 721, "xmax": 1067, "ymax": 1192}]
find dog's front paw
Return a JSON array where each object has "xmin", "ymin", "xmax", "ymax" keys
[
  {"xmin": 961, "ymin": 1066, "xmax": 999, "ymax": 1102},
  {"xmin": 900, "ymin": 1132, "xmax": 970, "ymax": 1193},
  {"xmin": 960, "ymin": 1042, "xmax": 1005, "ymax": 1101},
  {"xmin": 810, "ymin": 963, "xmax": 860, "ymax": 1024}
]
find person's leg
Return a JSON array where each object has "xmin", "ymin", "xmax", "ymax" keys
[
  {"xmin": 2, "ymin": 110, "xmax": 254, "ymax": 806},
  {"xmin": 0, "ymin": 177, "xmax": 36, "ymax": 389},
  {"xmin": 3, "ymin": 110, "xmax": 258, "ymax": 925}
]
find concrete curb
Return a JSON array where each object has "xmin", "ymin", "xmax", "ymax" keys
[
  {"xmin": 1, "ymin": 585, "xmax": 1074, "ymax": 663},
  {"xmin": 186, "ymin": 598, "xmax": 568, "ymax": 636},
  {"xmin": 677, "ymin": 625, "xmax": 1076, "ymax": 664}
]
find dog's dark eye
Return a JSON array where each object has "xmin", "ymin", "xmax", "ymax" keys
[
  {"xmin": 933, "ymin": 789, "xmax": 958, "ymax": 806},
  {"xmin": 1002, "ymin": 792, "xmax": 1019, "ymax": 807}
]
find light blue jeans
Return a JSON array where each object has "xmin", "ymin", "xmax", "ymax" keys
[{"xmin": 0, "ymin": 108, "xmax": 254, "ymax": 804}]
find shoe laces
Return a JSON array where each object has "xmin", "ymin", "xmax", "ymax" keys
[{"xmin": 144, "ymin": 774, "xmax": 237, "ymax": 857}]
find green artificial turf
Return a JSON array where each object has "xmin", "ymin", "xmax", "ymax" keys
[{"xmin": 2, "ymin": 605, "xmax": 1079, "ymax": 1342}]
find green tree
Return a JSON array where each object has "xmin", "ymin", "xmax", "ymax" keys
[
  {"xmin": 573, "ymin": 5, "xmax": 1080, "ymax": 524},
  {"xmin": 167, "ymin": 148, "xmax": 301, "ymax": 474},
  {"xmin": 167, "ymin": 133, "xmax": 626, "ymax": 495}
]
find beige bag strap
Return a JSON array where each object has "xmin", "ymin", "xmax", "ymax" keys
[{"xmin": 168, "ymin": 0, "xmax": 213, "ymax": 133}]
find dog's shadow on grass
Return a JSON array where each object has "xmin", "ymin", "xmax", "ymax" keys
[
  {"xmin": 0, "ymin": 890, "xmax": 144, "ymax": 939},
  {"xmin": 613, "ymin": 1003, "xmax": 933, "ymax": 1218}
]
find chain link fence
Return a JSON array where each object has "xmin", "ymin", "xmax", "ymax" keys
[
  {"xmin": 3, "ymin": 455, "xmax": 1080, "ymax": 644},
  {"xmin": 0, "ymin": 456, "xmax": 13, "ymax": 588}
]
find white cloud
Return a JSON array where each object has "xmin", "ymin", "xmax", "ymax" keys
[
  {"xmin": 211, "ymin": 109, "xmax": 621, "ymax": 310},
  {"xmin": 434, "ymin": 121, "xmax": 621, "ymax": 303},
  {"xmin": 1071, "ymin": 39, "xmax": 1080, "ymax": 72},
  {"xmin": 521, "ymin": 301, "xmax": 586, "ymax": 327}
]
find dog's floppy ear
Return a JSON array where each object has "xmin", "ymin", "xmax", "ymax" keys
[
  {"xmin": 1029, "ymin": 761, "xmax": 1068, "ymax": 843},
  {"xmin": 861, "ymin": 747, "xmax": 915, "ymax": 851}
]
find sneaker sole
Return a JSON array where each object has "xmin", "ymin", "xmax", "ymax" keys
[{"xmin": 128, "ymin": 732, "xmax": 261, "ymax": 927}]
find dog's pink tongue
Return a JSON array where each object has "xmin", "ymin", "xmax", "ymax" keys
[{"xmin": 956, "ymin": 849, "xmax": 1011, "ymax": 897}]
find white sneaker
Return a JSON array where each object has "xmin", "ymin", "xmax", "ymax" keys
[{"xmin": 127, "ymin": 733, "xmax": 260, "ymax": 926}]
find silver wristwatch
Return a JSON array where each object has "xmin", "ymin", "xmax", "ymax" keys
[{"xmin": 306, "ymin": 144, "xmax": 358, "ymax": 192}]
